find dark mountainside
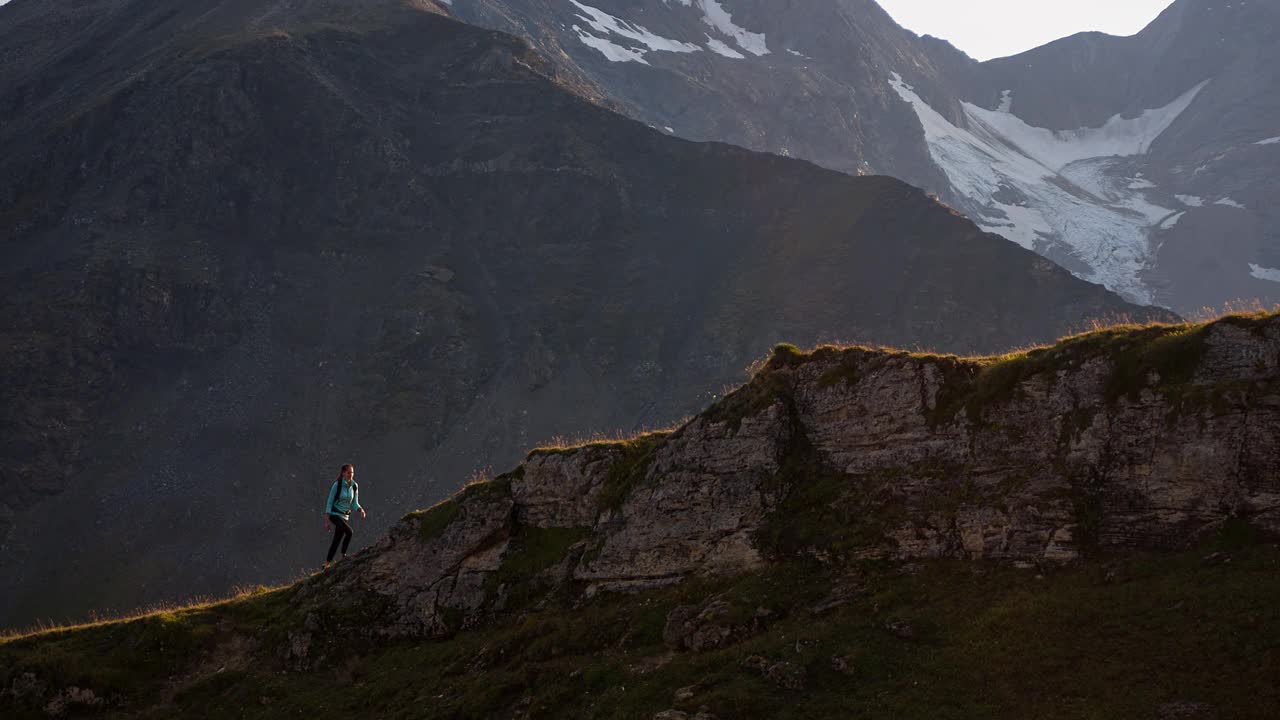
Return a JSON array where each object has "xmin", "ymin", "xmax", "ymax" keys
[
  {"xmin": 445, "ymin": 0, "xmax": 968, "ymax": 201},
  {"xmin": 0, "ymin": 0, "xmax": 1161, "ymax": 627},
  {"xmin": 3, "ymin": 312, "xmax": 1279, "ymax": 719},
  {"xmin": 442, "ymin": 0, "xmax": 1280, "ymax": 312}
]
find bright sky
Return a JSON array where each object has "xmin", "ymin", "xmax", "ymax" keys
[{"xmin": 877, "ymin": 0, "xmax": 1176, "ymax": 61}]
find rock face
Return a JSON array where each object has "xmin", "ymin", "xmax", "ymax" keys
[
  {"xmin": 311, "ymin": 313, "xmax": 1280, "ymax": 638},
  {"xmin": 442, "ymin": 0, "xmax": 1280, "ymax": 311},
  {"xmin": 663, "ymin": 597, "xmax": 768, "ymax": 652},
  {"xmin": 0, "ymin": 0, "xmax": 1161, "ymax": 626}
]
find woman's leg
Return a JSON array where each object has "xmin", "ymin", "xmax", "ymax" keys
[
  {"xmin": 326, "ymin": 515, "xmax": 350, "ymax": 563},
  {"xmin": 340, "ymin": 518, "xmax": 354, "ymax": 556}
]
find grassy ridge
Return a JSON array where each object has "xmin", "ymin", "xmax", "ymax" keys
[
  {"xmin": 2, "ymin": 527, "xmax": 1277, "ymax": 719},
  {"xmin": 709, "ymin": 310, "xmax": 1276, "ymax": 432}
]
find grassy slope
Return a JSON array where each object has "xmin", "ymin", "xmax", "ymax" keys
[
  {"xmin": 2, "ymin": 526, "xmax": 1277, "ymax": 719},
  {"xmin": 5, "ymin": 312, "xmax": 1280, "ymax": 718}
]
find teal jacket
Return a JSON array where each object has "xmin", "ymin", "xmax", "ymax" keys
[{"xmin": 326, "ymin": 480, "xmax": 362, "ymax": 520}]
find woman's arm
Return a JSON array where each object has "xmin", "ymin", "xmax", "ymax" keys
[
  {"xmin": 325, "ymin": 481, "xmax": 339, "ymax": 515},
  {"xmin": 353, "ymin": 484, "xmax": 366, "ymax": 518}
]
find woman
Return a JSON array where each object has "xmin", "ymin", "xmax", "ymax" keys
[{"xmin": 324, "ymin": 463, "xmax": 366, "ymax": 567}]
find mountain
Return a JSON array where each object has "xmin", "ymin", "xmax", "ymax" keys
[
  {"xmin": 3, "ymin": 311, "xmax": 1279, "ymax": 719},
  {"xmin": 978, "ymin": 0, "xmax": 1280, "ymax": 313},
  {"xmin": 439, "ymin": 0, "xmax": 1280, "ymax": 312},
  {"xmin": 0, "ymin": 0, "xmax": 1162, "ymax": 627}
]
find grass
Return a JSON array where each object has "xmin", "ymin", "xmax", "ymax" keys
[
  {"xmin": 404, "ymin": 499, "xmax": 463, "ymax": 542},
  {"xmin": 485, "ymin": 526, "xmax": 593, "ymax": 610},
  {"xmin": 401, "ymin": 469, "xmax": 518, "ymax": 541},
  {"xmin": 0, "ymin": 583, "xmax": 290, "ymax": 643},
  {"xmin": 0, "ymin": 584, "xmax": 299, "ymax": 718},
  {"xmin": 597, "ymin": 433, "xmax": 670, "ymax": 512},
  {"xmin": 4, "ymin": 525, "xmax": 1277, "ymax": 720},
  {"xmin": 528, "ymin": 425, "xmax": 680, "ymax": 457}
]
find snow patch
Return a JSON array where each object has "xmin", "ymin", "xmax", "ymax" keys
[
  {"xmin": 1250, "ymin": 264, "xmax": 1280, "ymax": 283},
  {"xmin": 1159, "ymin": 212, "xmax": 1186, "ymax": 230},
  {"xmin": 1215, "ymin": 197, "xmax": 1246, "ymax": 209},
  {"xmin": 571, "ymin": 0, "xmax": 700, "ymax": 63},
  {"xmin": 997, "ymin": 90, "xmax": 1013, "ymax": 113},
  {"xmin": 1175, "ymin": 194, "xmax": 1204, "ymax": 207},
  {"xmin": 705, "ymin": 35, "xmax": 745, "ymax": 59},
  {"xmin": 574, "ymin": 26, "xmax": 650, "ymax": 64},
  {"xmin": 693, "ymin": 0, "xmax": 769, "ymax": 55},
  {"xmin": 888, "ymin": 71, "xmax": 1205, "ymax": 304},
  {"xmin": 698, "ymin": 0, "xmax": 768, "ymax": 55},
  {"xmin": 1255, "ymin": 136, "xmax": 1280, "ymax": 145}
]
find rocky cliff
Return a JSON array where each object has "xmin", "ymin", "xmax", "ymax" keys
[{"xmin": 306, "ymin": 311, "xmax": 1280, "ymax": 640}]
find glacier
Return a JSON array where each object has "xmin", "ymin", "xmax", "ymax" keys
[{"xmin": 889, "ymin": 72, "xmax": 1208, "ymax": 305}]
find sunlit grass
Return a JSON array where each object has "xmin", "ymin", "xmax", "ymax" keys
[
  {"xmin": 755, "ymin": 305, "xmax": 1279, "ymax": 372},
  {"xmin": 527, "ymin": 423, "xmax": 684, "ymax": 457},
  {"xmin": 0, "ymin": 582, "xmax": 294, "ymax": 643}
]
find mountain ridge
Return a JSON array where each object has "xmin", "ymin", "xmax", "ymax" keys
[
  {"xmin": 439, "ymin": 0, "xmax": 1280, "ymax": 311},
  {"xmin": 3, "ymin": 310, "xmax": 1279, "ymax": 718}
]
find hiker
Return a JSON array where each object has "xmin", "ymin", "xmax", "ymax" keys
[{"xmin": 324, "ymin": 463, "xmax": 366, "ymax": 567}]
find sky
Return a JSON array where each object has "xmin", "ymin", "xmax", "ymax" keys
[{"xmin": 877, "ymin": 0, "xmax": 1176, "ymax": 61}]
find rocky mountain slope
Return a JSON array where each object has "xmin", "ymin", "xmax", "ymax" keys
[
  {"xmin": 0, "ymin": 0, "xmax": 1161, "ymax": 627},
  {"xmin": 3, "ymin": 312, "xmax": 1279, "ymax": 719},
  {"xmin": 313, "ymin": 311, "xmax": 1280, "ymax": 638},
  {"xmin": 440, "ymin": 0, "xmax": 1280, "ymax": 311}
]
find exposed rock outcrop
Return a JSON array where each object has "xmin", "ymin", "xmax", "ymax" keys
[
  {"xmin": 662, "ymin": 597, "xmax": 770, "ymax": 653},
  {"xmin": 308, "ymin": 314, "xmax": 1280, "ymax": 638}
]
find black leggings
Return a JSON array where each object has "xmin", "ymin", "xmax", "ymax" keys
[{"xmin": 327, "ymin": 514, "xmax": 353, "ymax": 562}]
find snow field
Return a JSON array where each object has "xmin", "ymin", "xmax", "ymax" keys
[{"xmin": 889, "ymin": 72, "xmax": 1208, "ymax": 305}]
